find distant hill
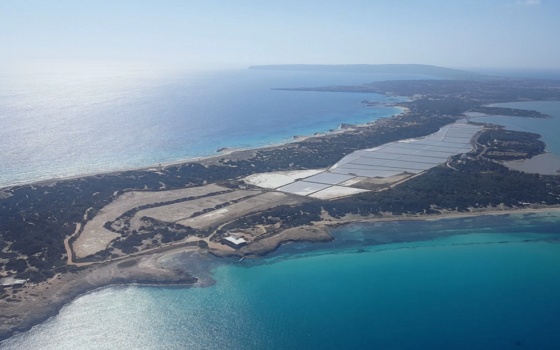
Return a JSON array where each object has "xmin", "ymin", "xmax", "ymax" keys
[{"xmin": 249, "ymin": 64, "xmax": 490, "ymax": 80}]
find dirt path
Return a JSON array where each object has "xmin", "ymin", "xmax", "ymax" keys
[
  {"xmin": 64, "ymin": 208, "xmax": 95, "ymax": 267},
  {"xmin": 63, "ymin": 223, "xmax": 80, "ymax": 265}
]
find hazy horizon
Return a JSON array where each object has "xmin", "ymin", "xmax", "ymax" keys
[{"xmin": 2, "ymin": 0, "xmax": 560, "ymax": 71}]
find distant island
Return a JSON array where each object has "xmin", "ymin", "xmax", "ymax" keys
[
  {"xmin": 249, "ymin": 64, "xmax": 494, "ymax": 80},
  {"xmin": 2, "ymin": 66, "xmax": 560, "ymax": 341}
]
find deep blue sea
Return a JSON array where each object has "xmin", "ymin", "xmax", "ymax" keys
[
  {"xmin": 2, "ymin": 212, "xmax": 560, "ymax": 350},
  {"xmin": 0, "ymin": 63, "xmax": 419, "ymax": 188}
]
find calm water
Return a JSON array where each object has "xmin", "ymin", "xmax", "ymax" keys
[
  {"xmin": 3, "ymin": 212, "xmax": 560, "ymax": 350},
  {"xmin": 0, "ymin": 63, "xmax": 418, "ymax": 188},
  {"xmin": 4, "ymin": 67, "xmax": 560, "ymax": 349},
  {"xmin": 472, "ymin": 101, "xmax": 560, "ymax": 155}
]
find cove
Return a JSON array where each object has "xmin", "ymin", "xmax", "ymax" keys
[{"xmin": 2, "ymin": 212, "xmax": 560, "ymax": 350}]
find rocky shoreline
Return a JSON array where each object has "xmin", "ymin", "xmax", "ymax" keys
[
  {"xmin": 210, "ymin": 226, "xmax": 334, "ymax": 258},
  {"xmin": 0, "ymin": 223, "xmax": 335, "ymax": 342},
  {"xmin": 4, "ymin": 206, "xmax": 560, "ymax": 342},
  {"xmin": 3, "ymin": 78, "xmax": 560, "ymax": 343},
  {"xmin": 0, "ymin": 252, "xmax": 198, "ymax": 342}
]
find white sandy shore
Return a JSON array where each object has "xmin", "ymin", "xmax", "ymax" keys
[
  {"xmin": 320, "ymin": 206, "xmax": 560, "ymax": 227},
  {"xmin": 0, "ymin": 106, "xmax": 406, "ymax": 191}
]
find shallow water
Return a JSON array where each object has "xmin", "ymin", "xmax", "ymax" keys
[
  {"xmin": 504, "ymin": 152, "xmax": 560, "ymax": 175},
  {"xmin": 0, "ymin": 65, "xmax": 417, "ymax": 188},
  {"xmin": 473, "ymin": 101, "xmax": 560, "ymax": 155},
  {"xmin": 3, "ymin": 212, "xmax": 560, "ymax": 350}
]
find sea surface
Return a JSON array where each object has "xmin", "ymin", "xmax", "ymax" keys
[
  {"xmin": 0, "ymin": 63, "xmax": 419, "ymax": 188},
  {"xmin": 472, "ymin": 101, "xmax": 560, "ymax": 155},
  {"xmin": 2, "ymin": 212, "xmax": 560, "ymax": 350},
  {"xmin": 4, "ymin": 66, "xmax": 560, "ymax": 349}
]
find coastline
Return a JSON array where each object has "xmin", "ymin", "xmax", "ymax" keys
[
  {"xmin": 7, "ymin": 98, "xmax": 551, "ymax": 192},
  {"xmin": 323, "ymin": 206, "xmax": 560, "ymax": 225},
  {"xmin": 2, "ymin": 205, "xmax": 560, "ymax": 343},
  {"xmin": 1, "ymin": 102, "xmax": 414, "ymax": 341},
  {"xmin": 0, "ymin": 248, "xmax": 201, "ymax": 342},
  {"xmin": 2, "ymin": 95, "xmax": 559, "ymax": 342},
  {"xmin": 209, "ymin": 206, "xmax": 560, "ymax": 258},
  {"xmin": 0, "ymin": 106, "xmax": 406, "ymax": 191}
]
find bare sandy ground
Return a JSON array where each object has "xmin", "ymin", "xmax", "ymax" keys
[
  {"xmin": 73, "ymin": 184, "xmax": 227, "ymax": 258},
  {"xmin": 309, "ymin": 186, "xmax": 369, "ymax": 199},
  {"xmin": 177, "ymin": 192, "xmax": 304, "ymax": 229},
  {"xmin": 243, "ymin": 169, "xmax": 325, "ymax": 189},
  {"xmin": 337, "ymin": 176, "xmax": 368, "ymax": 186},
  {"xmin": 130, "ymin": 190, "xmax": 260, "ymax": 228},
  {"xmin": 357, "ymin": 173, "xmax": 411, "ymax": 185}
]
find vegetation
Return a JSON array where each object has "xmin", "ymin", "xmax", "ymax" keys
[
  {"xmin": 477, "ymin": 129, "xmax": 545, "ymax": 160},
  {"xmin": 471, "ymin": 107, "xmax": 550, "ymax": 119},
  {"xmin": 0, "ymin": 110, "xmax": 452, "ymax": 280},
  {"xmin": 250, "ymin": 64, "xmax": 487, "ymax": 80},
  {"xmin": 278, "ymin": 78, "xmax": 560, "ymax": 103},
  {"xmin": 2, "ymin": 78, "xmax": 559, "ymax": 283},
  {"xmin": 221, "ymin": 158, "xmax": 560, "ymax": 234}
]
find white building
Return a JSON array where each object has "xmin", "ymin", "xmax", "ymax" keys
[{"xmin": 222, "ymin": 234, "xmax": 248, "ymax": 249}]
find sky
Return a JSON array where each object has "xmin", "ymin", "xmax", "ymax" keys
[{"xmin": 1, "ymin": 0, "xmax": 559, "ymax": 70}]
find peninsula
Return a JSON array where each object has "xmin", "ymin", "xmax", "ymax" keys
[{"xmin": 2, "ymin": 67, "xmax": 560, "ymax": 341}]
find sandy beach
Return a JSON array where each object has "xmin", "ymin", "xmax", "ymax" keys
[{"xmin": 0, "ymin": 106, "xmax": 406, "ymax": 191}]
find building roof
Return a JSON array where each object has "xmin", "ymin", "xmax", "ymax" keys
[{"xmin": 224, "ymin": 236, "xmax": 247, "ymax": 245}]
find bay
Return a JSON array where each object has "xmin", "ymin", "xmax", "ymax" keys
[
  {"xmin": 2, "ymin": 212, "xmax": 560, "ymax": 350},
  {"xmin": 472, "ymin": 101, "xmax": 560, "ymax": 155}
]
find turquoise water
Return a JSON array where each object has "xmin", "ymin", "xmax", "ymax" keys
[
  {"xmin": 3, "ymin": 68, "xmax": 560, "ymax": 349},
  {"xmin": 473, "ymin": 101, "xmax": 560, "ymax": 155},
  {"xmin": 0, "ymin": 64, "xmax": 415, "ymax": 188},
  {"xmin": 3, "ymin": 212, "xmax": 560, "ymax": 350}
]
